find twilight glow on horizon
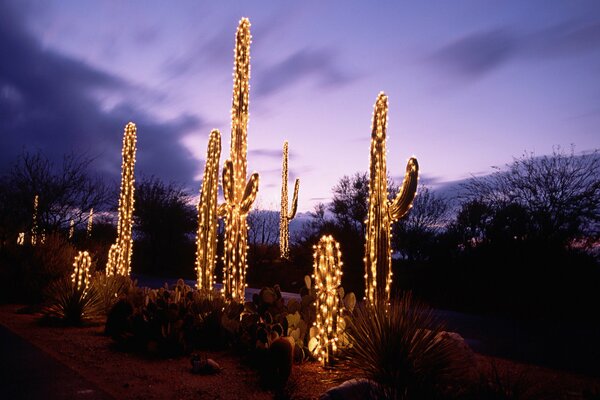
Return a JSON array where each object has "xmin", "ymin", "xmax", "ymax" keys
[{"xmin": 1, "ymin": 1, "xmax": 599, "ymax": 212}]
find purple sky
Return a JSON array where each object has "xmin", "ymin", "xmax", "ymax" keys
[{"xmin": 1, "ymin": 1, "xmax": 599, "ymax": 212}]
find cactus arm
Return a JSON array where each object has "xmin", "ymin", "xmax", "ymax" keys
[
  {"xmin": 240, "ymin": 173, "xmax": 259, "ymax": 214},
  {"xmin": 288, "ymin": 178, "xmax": 300, "ymax": 220},
  {"xmin": 217, "ymin": 203, "xmax": 228, "ymax": 218},
  {"xmin": 223, "ymin": 160, "xmax": 235, "ymax": 204},
  {"xmin": 389, "ymin": 157, "xmax": 419, "ymax": 221}
]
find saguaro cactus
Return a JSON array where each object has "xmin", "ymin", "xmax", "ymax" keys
[
  {"xmin": 72, "ymin": 251, "xmax": 92, "ymax": 293},
  {"xmin": 31, "ymin": 194, "xmax": 39, "ymax": 245},
  {"xmin": 87, "ymin": 208, "xmax": 94, "ymax": 237},
  {"xmin": 312, "ymin": 235, "xmax": 343, "ymax": 366},
  {"xmin": 279, "ymin": 141, "xmax": 300, "ymax": 260},
  {"xmin": 195, "ymin": 129, "xmax": 221, "ymax": 290},
  {"xmin": 108, "ymin": 122, "xmax": 137, "ymax": 277},
  {"xmin": 364, "ymin": 92, "xmax": 419, "ymax": 305},
  {"xmin": 220, "ymin": 18, "xmax": 260, "ymax": 301}
]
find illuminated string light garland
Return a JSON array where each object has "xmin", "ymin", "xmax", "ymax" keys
[
  {"xmin": 195, "ymin": 129, "xmax": 221, "ymax": 290},
  {"xmin": 71, "ymin": 251, "xmax": 91, "ymax": 293},
  {"xmin": 220, "ymin": 18, "xmax": 260, "ymax": 301},
  {"xmin": 279, "ymin": 141, "xmax": 300, "ymax": 260},
  {"xmin": 364, "ymin": 92, "xmax": 419, "ymax": 305},
  {"xmin": 107, "ymin": 122, "xmax": 137, "ymax": 277},
  {"xmin": 31, "ymin": 194, "xmax": 39, "ymax": 245},
  {"xmin": 312, "ymin": 235, "xmax": 343, "ymax": 367},
  {"xmin": 87, "ymin": 208, "xmax": 94, "ymax": 237},
  {"xmin": 17, "ymin": 232, "xmax": 25, "ymax": 245}
]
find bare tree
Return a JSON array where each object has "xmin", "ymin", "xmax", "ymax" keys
[
  {"xmin": 0, "ymin": 150, "xmax": 111, "ymax": 238},
  {"xmin": 463, "ymin": 146, "xmax": 600, "ymax": 245},
  {"xmin": 247, "ymin": 209, "xmax": 280, "ymax": 247}
]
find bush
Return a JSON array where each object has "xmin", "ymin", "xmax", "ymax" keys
[
  {"xmin": 0, "ymin": 233, "xmax": 76, "ymax": 304},
  {"xmin": 345, "ymin": 292, "xmax": 462, "ymax": 399}
]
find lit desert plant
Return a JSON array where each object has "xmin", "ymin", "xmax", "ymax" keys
[{"xmin": 345, "ymin": 292, "xmax": 458, "ymax": 399}]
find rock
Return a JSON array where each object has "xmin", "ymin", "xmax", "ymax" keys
[{"xmin": 319, "ymin": 379, "xmax": 379, "ymax": 400}]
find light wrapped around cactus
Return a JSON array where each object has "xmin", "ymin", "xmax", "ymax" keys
[
  {"xmin": 87, "ymin": 208, "xmax": 94, "ymax": 237},
  {"xmin": 279, "ymin": 141, "xmax": 300, "ymax": 260},
  {"xmin": 108, "ymin": 122, "xmax": 137, "ymax": 277},
  {"xmin": 195, "ymin": 129, "xmax": 221, "ymax": 290},
  {"xmin": 31, "ymin": 194, "xmax": 39, "ymax": 245},
  {"xmin": 312, "ymin": 235, "xmax": 343, "ymax": 366},
  {"xmin": 71, "ymin": 251, "xmax": 91, "ymax": 293},
  {"xmin": 364, "ymin": 92, "xmax": 418, "ymax": 305},
  {"xmin": 105, "ymin": 244, "xmax": 119, "ymax": 277},
  {"xmin": 219, "ymin": 18, "xmax": 259, "ymax": 301}
]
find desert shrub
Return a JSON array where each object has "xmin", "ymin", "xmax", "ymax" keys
[
  {"xmin": 43, "ymin": 276, "xmax": 102, "ymax": 325},
  {"xmin": 92, "ymin": 272, "xmax": 134, "ymax": 315},
  {"xmin": 105, "ymin": 280, "xmax": 230, "ymax": 357},
  {"xmin": 345, "ymin": 292, "xmax": 460, "ymax": 399},
  {"xmin": 0, "ymin": 233, "xmax": 76, "ymax": 303}
]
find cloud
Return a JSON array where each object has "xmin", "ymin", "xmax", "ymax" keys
[
  {"xmin": 254, "ymin": 47, "xmax": 358, "ymax": 97},
  {"xmin": 428, "ymin": 20, "xmax": 600, "ymax": 79},
  {"xmin": 0, "ymin": 2, "xmax": 204, "ymax": 187}
]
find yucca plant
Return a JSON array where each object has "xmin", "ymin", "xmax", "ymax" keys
[
  {"xmin": 44, "ymin": 277, "xmax": 102, "ymax": 325},
  {"xmin": 92, "ymin": 272, "xmax": 133, "ymax": 315},
  {"xmin": 345, "ymin": 292, "xmax": 459, "ymax": 399}
]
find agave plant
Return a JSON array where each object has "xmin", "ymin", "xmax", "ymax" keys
[
  {"xmin": 345, "ymin": 292, "xmax": 459, "ymax": 399},
  {"xmin": 44, "ymin": 277, "xmax": 102, "ymax": 325},
  {"xmin": 91, "ymin": 272, "xmax": 133, "ymax": 315}
]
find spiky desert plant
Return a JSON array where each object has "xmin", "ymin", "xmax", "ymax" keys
[
  {"xmin": 312, "ymin": 235, "xmax": 343, "ymax": 367},
  {"xmin": 279, "ymin": 141, "xmax": 300, "ymax": 260},
  {"xmin": 364, "ymin": 93, "xmax": 418, "ymax": 305},
  {"xmin": 220, "ymin": 18, "xmax": 259, "ymax": 301},
  {"xmin": 110, "ymin": 122, "xmax": 137, "ymax": 276},
  {"xmin": 346, "ymin": 292, "xmax": 457, "ymax": 399},
  {"xmin": 71, "ymin": 251, "xmax": 91, "ymax": 293},
  {"xmin": 195, "ymin": 129, "xmax": 221, "ymax": 290}
]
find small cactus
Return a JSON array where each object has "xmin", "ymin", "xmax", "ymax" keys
[
  {"xmin": 279, "ymin": 141, "xmax": 300, "ymax": 260},
  {"xmin": 312, "ymin": 235, "xmax": 343, "ymax": 367},
  {"xmin": 72, "ymin": 251, "xmax": 92, "ymax": 293},
  {"xmin": 364, "ymin": 93, "xmax": 418, "ymax": 305},
  {"xmin": 195, "ymin": 129, "xmax": 221, "ymax": 290}
]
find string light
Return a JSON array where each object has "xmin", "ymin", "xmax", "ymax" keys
[
  {"xmin": 364, "ymin": 92, "xmax": 419, "ymax": 305},
  {"xmin": 220, "ymin": 18, "xmax": 260, "ymax": 301},
  {"xmin": 312, "ymin": 235, "xmax": 343, "ymax": 367},
  {"xmin": 279, "ymin": 141, "xmax": 300, "ymax": 260},
  {"xmin": 31, "ymin": 194, "xmax": 39, "ymax": 246},
  {"xmin": 17, "ymin": 232, "xmax": 25, "ymax": 245},
  {"xmin": 87, "ymin": 208, "xmax": 94, "ymax": 237},
  {"xmin": 71, "ymin": 251, "xmax": 91, "ymax": 293},
  {"xmin": 195, "ymin": 129, "xmax": 221, "ymax": 290},
  {"xmin": 68, "ymin": 219, "xmax": 75, "ymax": 239},
  {"xmin": 106, "ymin": 122, "xmax": 137, "ymax": 277}
]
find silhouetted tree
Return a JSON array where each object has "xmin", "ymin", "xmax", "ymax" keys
[
  {"xmin": 133, "ymin": 177, "xmax": 196, "ymax": 276},
  {"xmin": 0, "ymin": 150, "xmax": 110, "ymax": 243},
  {"xmin": 247, "ymin": 208, "xmax": 279, "ymax": 264}
]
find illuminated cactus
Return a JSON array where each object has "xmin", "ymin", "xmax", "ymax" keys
[
  {"xmin": 72, "ymin": 251, "xmax": 92, "ymax": 293},
  {"xmin": 279, "ymin": 141, "xmax": 300, "ymax": 260},
  {"xmin": 364, "ymin": 92, "xmax": 419, "ymax": 305},
  {"xmin": 105, "ymin": 244, "xmax": 119, "ymax": 277},
  {"xmin": 87, "ymin": 208, "xmax": 94, "ymax": 237},
  {"xmin": 110, "ymin": 122, "xmax": 137, "ymax": 276},
  {"xmin": 312, "ymin": 235, "xmax": 343, "ymax": 367},
  {"xmin": 219, "ymin": 18, "xmax": 260, "ymax": 301},
  {"xmin": 195, "ymin": 129, "xmax": 221, "ymax": 290},
  {"xmin": 31, "ymin": 194, "xmax": 39, "ymax": 245},
  {"xmin": 68, "ymin": 219, "xmax": 75, "ymax": 239}
]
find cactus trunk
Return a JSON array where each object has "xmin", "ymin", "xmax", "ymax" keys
[
  {"xmin": 364, "ymin": 93, "xmax": 418, "ymax": 305},
  {"xmin": 72, "ymin": 251, "xmax": 91, "ymax": 293},
  {"xmin": 279, "ymin": 141, "xmax": 300, "ymax": 260},
  {"xmin": 108, "ymin": 122, "xmax": 137, "ymax": 277},
  {"xmin": 195, "ymin": 129, "xmax": 221, "ymax": 290},
  {"xmin": 220, "ymin": 18, "xmax": 259, "ymax": 301},
  {"xmin": 312, "ymin": 235, "xmax": 343, "ymax": 367}
]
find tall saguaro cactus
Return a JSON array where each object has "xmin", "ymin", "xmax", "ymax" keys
[
  {"xmin": 364, "ymin": 92, "xmax": 419, "ymax": 305},
  {"xmin": 31, "ymin": 194, "xmax": 39, "ymax": 245},
  {"xmin": 220, "ymin": 18, "xmax": 260, "ymax": 300},
  {"xmin": 312, "ymin": 235, "xmax": 343, "ymax": 366},
  {"xmin": 108, "ymin": 122, "xmax": 137, "ymax": 277},
  {"xmin": 195, "ymin": 129, "xmax": 221, "ymax": 290},
  {"xmin": 279, "ymin": 141, "xmax": 300, "ymax": 260}
]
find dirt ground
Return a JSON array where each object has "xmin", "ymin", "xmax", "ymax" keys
[{"xmin": 0, "ymin": 304, "xmax": 598, "ymax": 400}]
